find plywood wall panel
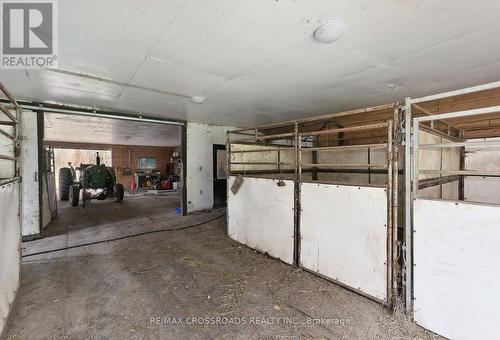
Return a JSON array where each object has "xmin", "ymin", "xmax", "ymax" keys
[
  {"xmin": 300, "ymin": 183, "xmax": 388, "ymax": 302},
  {"xmin": 227, "ymin": 176, "xmax": 294, "ymax": 264},
  {"xmin": 414, "ymin": 198, "xmax": 500, "ymax": 340}
]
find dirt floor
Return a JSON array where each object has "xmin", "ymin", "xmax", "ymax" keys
[{"xmin": 4, "ymin": 194, "xmax": 439, "ymax": 339}]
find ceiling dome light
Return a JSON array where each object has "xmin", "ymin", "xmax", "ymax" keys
[
  {"xmin": 314, "ymin": 22, "xmax": 345, "ymax": 43},
  {"xmin": 190, "ymin": 96, "xmax": 206, "ymax": 104}
]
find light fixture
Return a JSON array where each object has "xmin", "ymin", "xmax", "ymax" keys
[
  {"xmin": 190, "ymin": 96, "xmax": 206, "ymax": 104},
  {"xmin": 313, "ymin": 22, "xmax": 345, "ymax": 43}
]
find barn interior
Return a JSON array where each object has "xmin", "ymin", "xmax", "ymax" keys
[{"xmin": 1, "ymin": 2, "xmax": 500, "ymax": 339}]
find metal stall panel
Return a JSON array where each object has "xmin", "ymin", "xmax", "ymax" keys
[
  {"xmin": 414, "ymin": 198, "xmax": 500, "ymax": 340},
  {"xmin": 227, "ymin": 176, "xmax": 294, "ymax": 265},
  {"xmin": 300, "ymin": 183, "xmax": 388, "ymax": 301},
  {"xmin": 0, "ymin": 181, "xmax": 20, "ymax": 334}
]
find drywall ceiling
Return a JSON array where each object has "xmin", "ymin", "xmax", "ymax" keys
[
  {"xmin": 2, "ymin": 0, "xmax": 500, "ymax": 127},
  {"xmin": 44, "ymin": 112, "xmax": 181, "ymax": 147}
]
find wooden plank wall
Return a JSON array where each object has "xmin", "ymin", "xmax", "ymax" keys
[
  {"xmin": 45, "ymin": 141, "xmax": 178, "ymax": 188},
  {"xmin": 256, "ymin": 107, "xmax": 395, "ymax": 147},
  {"xmin": 112, "ymin": 145, "xmax": 177, "ymax": 188},
  {"xmin": 419, "ymin": 87, "xmax": 500, "ymax": 139}
]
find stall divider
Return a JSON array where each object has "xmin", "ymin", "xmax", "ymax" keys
[{"xmin": 227, "ymin": 103, "xmax": 400, "ymax": 306}]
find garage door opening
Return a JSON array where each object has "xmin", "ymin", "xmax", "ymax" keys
[{"xmin": 37, "ymin": 111, "xmax": 183, "ymax": 239}]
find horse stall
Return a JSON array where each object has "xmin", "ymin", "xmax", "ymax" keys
[
  {"xmin": 405, "ymin": 82, "xmax": 500, "ymax": 339},
  {"xmin": 227, "ymin": 126, "xmax": 302, "ymax": 265},
  {"xmin": 227, "ymin": 103, "xmax": 401, "ymax": 305}
]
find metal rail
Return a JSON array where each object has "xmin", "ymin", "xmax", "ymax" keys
[
  {"xmin": 419, "ymin": 141, "xmax": 500, "ymax": 149},
  {"xmin": 230, "ymin": 147, "xmax": 292, "ymax": 153},
  {"xmin": 403, "ymin": 98, "xmax": 413, "ymax": 313},
  {"xmin": 299, "ymin": 122, "xmax": 388, "ymax": 137},
  {"xmin": 416, "ymin": 105, "xmax": 500, "ymax": 123},
  {"xmin": 0, "ymin": 81, "xmax": 20, "ymax": 109},
  {"xmin": 418, "ymin": 176, "xmax": 460, "ymax": 190},
  {"xmin": 386, "ymin": 119, "xmax": 394, "ymax": 305},
  {"xmin": 228, "ymin": 110, "xmax": 395, "ymax": 184},
  {"xmin": 419, "ymin": 124, "xmax": 462, "ymax": 142},
  {"xmin": 300, "ymin": 163, "xmax": 387, "ymax": 169},
  {"xmin": 230, "ymin": 161, "xmax": 295, "ymax": 166},
  {"xmin": 419, "ymin": 170, "xmax": 500, "ymax": 177},
  {"xmin": 256, "ymin": 132, "xmax": 295, "ymax": 140},
  {"xmin": 0, "ymin": 154, "xmax": 17, "ymax": 161},
  {"xmin": 0, "ymin": 103, "xmax": 18, "ymax": 122},
  {"xmin": 406, "ymin": 83, "xmax": 500, "ymax": 315},
  {"xmin": 301, "ymin": 143, "xmax": 387, "ymax": 152},
  {"xmin": 300, "ymin": 179, "xmax": 388, "ymax": 188},
  {"xmin": 412, "ymin": 104, "xmax": 461, "ymax": 132},
  {"xmin": 0, "ymin": 82, "xmax": 20, "ymax": 176},
  {"xmin": 0, "ymin": 128, "xmax": 15, "ymax": 140},
  {"xmin": 0, "ymin": 177, "xmax": 20, "ymax": 186},
  {"xmin": 408, "ymin": 80, "xmax": 500, "ymax": 105}
]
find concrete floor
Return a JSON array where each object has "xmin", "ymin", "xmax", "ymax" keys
[{"xmin": 4, "ymin": 194, "xmax": 437, "ymax": 339}]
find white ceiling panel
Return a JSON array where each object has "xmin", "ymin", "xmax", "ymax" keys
[
  {"xmin": 129, "ymin": 57, "xmax": 228, "ymax": 96},
  {"xmin": 186, "ymin": 95, "xmax": 255, "ymax": 125},
  {"xmin": 1, "ymin": 0, "xmax": 500, "ymax": 127},
  {"xmin": 44, "ymin": 112, "xmax": 180, "ymax": 146},
  {"xmin": 241, "ymin": 63, "xmax": 403, "ymax": 116},
  {"xmin": 211, "ymin": 39, "xmax": 373, "ymax": 105},
  {"xmin": 343, "ymin": 0, "xmax": 500, "ymax": 65},
  {"xmin": 415, "ymin": 61, "xmax": 500, "ymax": 99},
  {"xmin": 112, "ymin": 87, "xmax": 187, "ymax": 121},
  {"xmin": 37, "ymin": 70, "xmax": 125, "ymax": 107},
  {"xmin": 149, "ymin": 0, "xmax": 316, "ymax": 78},
  {"xmin": 395, "ymin": 23, "xmax": 500, "ymax": 89},
  {"xmin": 0, "ymin": 69, "xmax": 124, "ymax": 108},
  {"xmin": 59, "ymin": 0, "xmax": 188, "ymax": 82},
  {"xmin": 293, "ymin": 0, "xmax": 382, "ymax": 21}
]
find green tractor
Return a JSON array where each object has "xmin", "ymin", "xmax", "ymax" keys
[{"xmin": 59, "ymin": 152, "xmax": 124, "ymax": 207}]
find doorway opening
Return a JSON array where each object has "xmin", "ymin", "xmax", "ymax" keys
[
  {"xmin": 213, "ymin": 144, "xmax": 227, "ymax": 209},
  {"xmin": 32, "ymin": 111, "xmax": 184, "ymax": 239}
]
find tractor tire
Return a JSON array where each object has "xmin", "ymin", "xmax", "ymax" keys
[
  {"xmin": 59, "ymin": 167, "xmax": 73, "ymax": 201},
  {"xmin": 106, "ymin": 166, "xmax": 116, "ymax": 195},
  {"xmin": 69, "ymin": 185, "xmax": 80, "ymax": 206},
  {"xmin": 115, "ymin": 183, "xmax": 124, "ymax": 202}
]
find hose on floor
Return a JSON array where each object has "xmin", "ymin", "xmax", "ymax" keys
[{"xmin": 22, "ymin": 212, "xmax": 226, "ymax": 258}]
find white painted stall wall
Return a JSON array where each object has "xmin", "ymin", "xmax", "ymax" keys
[
  {"xmin": 230, "ymin": 143, "xmax": 312, "ymax": 179},
  {"xmin": 418, "ymin": 130, "xmax": 460, "ymax": 199},
  {"xmin": 316, "ymin": 148, "xmax": 388, "ymax": 185},
  {"xmin": 465, "ymin": 176, "xmax": 500, "ymax": 204},
  {"xmin": 414, "ymin": 199, "xmax": 500, "ymax": 340},
  {"xmin": 231, "ymin": 144, "xmax": 295, "ymax": 172},
  {"xmin": 441, "ymin": 138, "xmax": 460, "ymax": 199},
  {"xmin": 317, "ymin": 149, "xmax": 367, "ymax": 184},
  {"xmin": 464, "ymin": 139, "xmax": 500, "ymax": 204},
  {"xmin": 20, "ymin": 111, "xmax": 40, "ymax": 237},
  {"xmin": 300, "ymin": 183, "xmax": 388, "ymax": 301},
  {"xmin": 0, "ymin": 181, "xmax": 20, "ymax": 336},
  {"xmin": 227, "ymin": 176, "xmax": 294, "ymax": 264},
  {"xmin": 186, "ymin": 122, "xmax": 236, "ymax": 213}
]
